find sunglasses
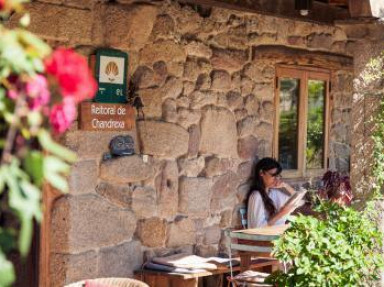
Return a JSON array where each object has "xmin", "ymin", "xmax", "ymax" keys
[{"xmin": 264, "ymin": 170, "xmax": 282, "ymax": 178}]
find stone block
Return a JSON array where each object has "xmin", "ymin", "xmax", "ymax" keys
[
  {"xmin": 162, "ymin": 98, "xmax": 177, "ymax": 123},
  {"xmin": 259, "ymin": 100, "xmax": 275, "ymax": 123},
  {"xmin": 138, "ymin": 121, "xmax": 189, "ymax": 158},
  {"xmin": 100, "ymin": 155, "xmax": 154, "ymax": 183},
  {"xmin": 69, "ymin": 160, "xmax": 98, "ymax": 195},
  {"xmin": 167, "ymin": 218, "xmax": 197, "ymax": 247},
  {"xmin": 203, "ymin": 156, "xmax": 232, "ymax": 178},
  {"xmin": 199, "ymin": 108, "xmax": 238, "ymax": 158},
  {"xmin": 98, "ymin": 241, "xmax": 143, "ymax": 277},
  {"xmin": 64, "ymin": 131, "xmax": 137, "ymax": 160},
  {"xmin": 219, "ymin": 209, "xmax": 233, "ymax": 228},
  {"xmin": 190, "ymin": 90, "xmax": 217, "ymax": 109},
  {"xmin": 139, "ymin": 88, "xmax": 163, "ymax": 119},
  {"xmin": 51, "ymin": 195, "xmax": 136, "ymax": 253},
  {"xmin": 185, "ymin": 41, "xmax": 212, "ymax": 58},
  {"xmin": 178, "ymin": 156, "xmax": 205, "ymax": 177},
  {"xmin": 188, "ymin": 124, "xmax": 200, "ymax": 158},
  {"xmin": 211, "ymin": 171, "xmax": 240, "ymax": 199},
  {"xmin": 50, "ymin": 250, "xmax": 98, "ymax": 287},
  {"xmin": 211, "ymin": 48, "xmax": 249, "ymax": 72},
  {"xmin": 237, "ymin": 161, "xmax": 252, "ymax": 181},
  {"xmin": 238, "ymin": 136, "xmax": 259, "ymax": 160},
  {"xmin": 155, "ymin": 160, "xmax": 179, "ymax": 219},
  {"xmin": 179, "ymin": 177, "xmax": 212, "ymax": 218},
  {"xmin": 151, "ymin": 14, "xmax": 175, "ymax": 38},
  {"xmin": 95, "ymin": 182, "xmax": 132, "ymax": 208},
  {"xmin": 177, "ymin": 108, "xmax": 201, "ymax": 129},
  {"xmin": 226, "ymin": 91, "xmax": 244, "ymax": 111},
  {"xmin": 20, "ymin": 3, "xmax": 93, "ymax": 44},
  {"xmin": 203, "ymin": 225, "xmax": 221, "ymax": 245},
  {"xmin": 132, "ymin": 66, "xmax": 158, "ymax": 89},
  {"xmin": 242, "ymin": 63, "xmax": 263, "ymax": 81},
  {"xmin": 196, "ymin": 244, "xmax": 219, "ymax": 257},
  {"xmin": 105, "ymin": 4, "xmax": 158, "ymax": 51},
  {"xmin": 183, "ymin": 58, "xmax": 200, "ymax": 81},
  {"xmin": 140, "ymin": 40, "xmax": 186, "ymax": 65},
  {"xmin": 132, "ymin": 186, "xmax": 158, "ymax": 219},
  {"xmin": 244, "ymin": 94, "xmax": 260, "ymax": 116},
  {"xmin": 307, "ymin": 33, "xmax": 333, "ymax": 50},
  {"xmin": 237, "ymin": 116, "xmax": 259, "ymax": 138},
  {"xmin": 137, "ymin": 218, "xmax": 167, "ymax": 247},
  {"xmin": 254, "ymin": 121, "xmax": 274, "ymax": 142},
  {"xmin": 211, "ymin": 70, "xmax": 231, "ymax": 91}
]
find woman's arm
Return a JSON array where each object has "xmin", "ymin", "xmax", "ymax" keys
[
  {"xmin": 247, "ymin": 191, "xmax": 267, "ymax": 229},
  {"xmin": 274, "ymin": 180, "xmax": 296, "ymax": 196}
]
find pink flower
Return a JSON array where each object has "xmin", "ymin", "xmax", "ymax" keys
[
  {"xmin": 7, "ymin": 89, "xmax": 19, "ymax": 100},
  {"xmin": 45, "ymin": 48, "xmax": 97, "ymax": 103},
  {"xmin": 49, "ymin": 97, "xmax": 77, "ymax": 134},
  {"xmin": 26, "ymin": 75, "xmax": 50, "ymax": 110},
  {"xmin": 0, "ymin": 0, "xmax": 5, "ymax": 10}
]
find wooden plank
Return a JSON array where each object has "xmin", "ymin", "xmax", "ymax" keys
[
  {"xmin": 230, "ymin": 244, "xmax": 273, "ymax": 253},
  {"xmin": 179, "ymin": 0, "xmax": 350, "ymax": 23},
  {"xmin": 348, "ymin": 0, "xmax": 373, "ymax": 18}
]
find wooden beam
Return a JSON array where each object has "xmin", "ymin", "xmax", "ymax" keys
[
  {"xmin": 253, "ymin": 45, "xmax": 354, "ymax": 70},
  {"xmin": 348, "ymin": 0, "xmax": 383, "ymax": 18},
  {"xmin": 180, "ymin": 0, "xmax": 350, "ymax": 23}
]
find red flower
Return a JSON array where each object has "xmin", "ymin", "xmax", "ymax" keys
[
  {"xmin": 45, "ymin": 48, "xmax": 97, "ymax": 103},
  {"xmin": 49, "ymin": 97, "xmax": 77, "ymax": 134},
  {"xmin": 0, "ymin": 0, "xmax": 5, "ymax": 10}
]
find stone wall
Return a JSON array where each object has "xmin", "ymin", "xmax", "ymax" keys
[{"xmin": 8, "ymin": 1, "xmax": 354, "ymax": 285}]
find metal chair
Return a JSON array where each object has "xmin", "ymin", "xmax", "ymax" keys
[{"xmin": 64, "ymin": 277, "xmax": 149, "ymax": 287}]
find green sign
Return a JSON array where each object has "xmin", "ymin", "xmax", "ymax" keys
[{"xmin": 94, "ymin": 49, "xmax": 128, "ymax": 103}]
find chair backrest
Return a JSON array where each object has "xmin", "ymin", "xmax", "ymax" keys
[
  {"xmin": 239, "ymin": 206, "xmax": 247, "ymax": 229},
  {"xmin": 64, "ymin": 277, "xmax": 149, "ymax": 287}
]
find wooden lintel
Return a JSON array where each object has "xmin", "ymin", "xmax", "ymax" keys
[
  {"xmin": 348, "ymin": 0, "xmax": 382, "ymax": 18},
  {"xmin": 179, "ymin": 0, "xmax": 350, "ymax": 23},
  {"xmin": 253, "ymin": 45, "xmax": 354, "ymax": 70}
]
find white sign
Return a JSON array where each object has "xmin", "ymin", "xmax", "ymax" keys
[{"xmin": 99, "ymin": 56, "xmax": 125, "ymax": 85}]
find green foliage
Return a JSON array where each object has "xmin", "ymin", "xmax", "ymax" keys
[
  {"xmin": 0, "ymin": 2, "xmax": 77, "ymax": 286},
  {"xmin": 266, "ymin": 201, "xmax": 384, "ymax": 287}
]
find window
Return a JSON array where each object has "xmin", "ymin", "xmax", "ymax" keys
[{"xmin": 274, "ymin": 66, "xmax": 330, "ymax": 178}]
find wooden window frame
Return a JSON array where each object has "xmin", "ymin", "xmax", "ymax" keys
[{"xmin": 274, "ymin": 65, "xmax": 331, "ymax": 178}]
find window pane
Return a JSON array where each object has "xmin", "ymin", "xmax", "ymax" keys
[
  {"xmin": 278, "ymin": 78, "xmax": 299, "ymax": 170},
  {"xmin": 306, "ymin": 80, "xmax": 326, "ymax": 169}
]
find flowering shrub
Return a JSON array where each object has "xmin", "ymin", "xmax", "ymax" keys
[
  {"xmin": 318, "ymin": 170, "xmax": 353, "ymax": 206},
  {"xmin": 0, "ymin": 1, "xmax": 97, "ymax": 286}
]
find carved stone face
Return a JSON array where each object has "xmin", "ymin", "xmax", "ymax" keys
[{"xmin": 109, "ymin": 135, "xmax": 134, "ymax": 156}]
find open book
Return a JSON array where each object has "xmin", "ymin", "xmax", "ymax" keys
[{"xmin": 268, "ymin": 188, "xmax": 307, "ymax": 226}]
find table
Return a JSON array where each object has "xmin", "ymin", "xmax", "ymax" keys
[
  {"xmin": 134, "ymin": 258, "xmax": 278, "ymax": 287},
  {"xmin": 229, "ymin": 224, "xmax": 289, "ymax": 272}
]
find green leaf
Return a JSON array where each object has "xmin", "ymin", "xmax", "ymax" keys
[
  {"xmin": 0, "ymin": 252, "xmax": 15, "ymax": 287},
  {"xmin": 43, "ymin": 156, "xmax": 71, "ymax": 192},
  {"xmin": 23, "ymin": 151, "xmax": 44, "ymax": 187},
  {"xmin": 38, "ymin": 130, "xmax": 77, "ymax": 163}
]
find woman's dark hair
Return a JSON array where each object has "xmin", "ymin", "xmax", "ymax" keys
[{"xmin": 245, "ymin": 157, "xmax": 282, "ymax": 217}]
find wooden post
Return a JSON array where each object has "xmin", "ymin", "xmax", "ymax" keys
[{"xmin": 39, "ymin": 184, "xmax": 62, "ymax": 287}]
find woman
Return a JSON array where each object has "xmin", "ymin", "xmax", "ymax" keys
[{"xmin": 246, "ymin": 157, "xmax": 296, "ymax": 228}]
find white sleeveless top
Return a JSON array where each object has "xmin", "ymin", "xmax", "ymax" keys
[{"xmin": 247, "ymin": 188, "xmax": 290, "ymax": 229}]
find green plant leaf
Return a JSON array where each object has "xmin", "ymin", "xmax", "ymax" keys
[
  {"xmin": 38, "ymin": 130, "xmax": 77, "ymax": 163},
  {"xmin": 43, "ymin": 156, "xmax": 70, "ymax": 192},
  {"xmin": 23, "ymin": 151, "xmax": 44, "ymax": 187},
  {"xmin": 0, "ymin": 252, "xmax": 15, "ymax": 287}
]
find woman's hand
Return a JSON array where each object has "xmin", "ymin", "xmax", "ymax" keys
[{"xmin": 273, "ymin": 180, "xmax": 296, "ymax": 195}]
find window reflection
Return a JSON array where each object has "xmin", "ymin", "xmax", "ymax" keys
[
  {"xmin": 306, "ymin": 80, "xmax": 325, "ymax": 169},
  {"xmin": 278, "ymin": 78, "xmax": 299, "ymax": 170}
]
